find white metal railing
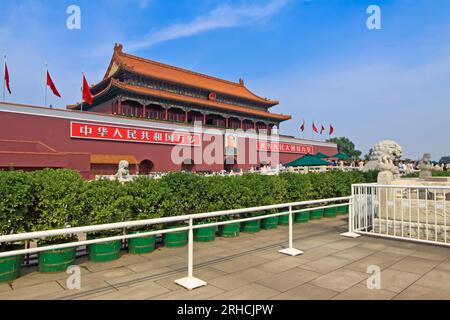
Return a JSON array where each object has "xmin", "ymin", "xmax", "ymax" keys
[
  {"xmin": 343, "ymin": 183, "xmax": 450, "ymax": 247},
  {"xmin": 0, "ymin": 197, "xmax": 350, "ymax": 290}
]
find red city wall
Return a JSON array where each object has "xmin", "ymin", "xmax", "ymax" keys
[{"xmin": 0, "ymin": 108, "xmax": 338, "ymax": 178}]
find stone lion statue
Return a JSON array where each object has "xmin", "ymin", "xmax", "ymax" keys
[
  {"xmin": 115, "ymin": 160, "xmax": 131, "ymax": 181},
  {"xmin": 419, "ymin": 153, "xmax": 433, "ymax": 179},
  {"xmin": 363, "ymin": 140, "xmax": 403, "ymax": 184}
]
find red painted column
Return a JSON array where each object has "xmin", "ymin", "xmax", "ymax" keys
[
  {"xmin": 203, "ymin": 113, "xmax": 206, "ymax": 125},
  {"xmin": 240, "ymin": 119, "xmax": 243, "ymax": 129},
  {"xmin": 118, "ymin": 97, "xmax": 122, "ymax": 115},
  {"xmin": 254, "ymin": 121, "xmax": 257, "ymax": 130},
  {"xmin": 185, "ymin": 110, "xmax": 188, "ymax": 123},
  {"xmin": 165, "ymin": 108, "xmax": 169, "ymax": 121},
  {"xmin": 142, "ymin": 104, "xmax": 147, "ymax": 118},
  {"xmin": 225, "ymin": 117, "xmax": 229, "ymax": 128}
]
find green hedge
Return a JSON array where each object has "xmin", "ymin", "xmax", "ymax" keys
[
  {"xmin": 0, "ymin": 169, "xmax": 377, "ymax": 247},
  {"xmin": 403, "ymin": 171, "xmax": 450, "ymax": 178}
]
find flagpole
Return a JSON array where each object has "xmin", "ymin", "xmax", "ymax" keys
[
  {"xmin": 302, "ymin": 119, "xmax": 305, "ymax": 139},
  {"xmin": 3, "ymin": 55, "xmax": 6, "ymax": 102},
  {"xmin": 45, "ymin": 63, "xmax": 48, "ymax": 107},
  {"xmin": 81, "ymin": 72, "xmax": 84, "ymax": 112}
]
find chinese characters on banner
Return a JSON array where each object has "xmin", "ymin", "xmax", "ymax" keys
[
  {"xmin": 71, "ymin": 122, "xmax": 314, "ymax": 154},
  {"xmin": 257, "ymin": 141, "xmax": 314, "ymax": 154},
  {"xmin": 71, "ymin": 122, "xmax": 201, "ymax": 146}
]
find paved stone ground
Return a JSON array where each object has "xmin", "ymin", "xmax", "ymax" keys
[{"xmin": 1, "ymin": 216, "xmax": 450, "ymax": 300}]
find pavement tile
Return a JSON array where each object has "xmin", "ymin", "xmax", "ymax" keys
[
  {"xmin": 346, "ymin": 255, "xmax": 403, "ymax": 273},
  {"xmin": 395, "ymin": 284, "xmax": 450, "ymax": 300},
  {"xmin": 310, "ymin": 268, "xmax": 368, "ymax": 292},
  {"xmin": 155, "ymin": 267, "xmax": 227, "ymax": 291},
  {"xmin": 209, "ymin": 256, "xmax": 270, "ymax": 273},
  {"xmin": 365, "ymin": 268, "xmax": 421, "ymax": 293},
  {"xmin": 299, "ymin": 256, "xmax": 352, "ymax": 274},
  {"xmin": 4, "ymin": 218, "xmax": 450, "ymax": 300},
  {"xmin": 258, "ymin": 256, "xmax": 310, "ymax": 273},
  {"xmin": 293, "ymin": 239, "xmax": 329, "ymax": 250},
  {"xmin": 208, "ymin": 268, "xmax": 274, "ymax": 291},
  {"xmin": 301, "ymin": 247, "xmax": 340, "ymax": 261},
  {"xmin": 358, "ymin": 242, "xmax": 388, "ymax": 251},
  {"xmin": 257, "ymin": 268, "xmax": 321, "ymax": 292},
  {"xmin": 11, "ymin": 266, "xmax": 91, "ymax": 290},
  {"xmin": 0, "ymin": 281, "xmax": 64, "ymax": 300},
  {"xmin": 390, "ymin": 256, "xmax": 440, "ymax": 275},
  {"xmin": 154, "ymin": 285, "xmax": 224, "ymax": 300},
  {"xmin": 332, "ymin": 284, "xmax": 396, "ymax": 300},
  {"xmin": 80, "ymin": 253, "xmax": 148, "ymax": 273},
  {"xmin": 415, "ymin": 269, "xmax": 450, "ymax": 293},
  {"xmin": 436, "ymin": 259, "xmax": 450, "ymax": 272},
  {"xmin": 381, "ymin": 246, "xmax": 415, "ymax": 256},
  {"xmin": 323, "ymin": 240, "xmax": 361, "ymax": 250},
  {"xmin": 332, "ymin": 247, "xmax": 377, "ymax": 261},
  {"xmin": 270, "ymin": 283, "xmax": 338, "ymax": 300},
  {"xmin": 107, "ymin": 267, "xmax": 173, "ymax": 287},
  {"xmin": 92, "ymin": 280, "xmax": 170, "ymax": 300},
  {"xmin": 409, "ymin": 248, "xmax": 450, "ymax": 262},
  {"xmin": 0, "ymin": 283, "xmax": 12, "ymax": 293},
  {"xmin": 125, "ymin": 255, "xmax": 186, "ymax": 273},
  {"xmin": 209, "ymin": 283, "xmax": 280, "ymax": 300}
]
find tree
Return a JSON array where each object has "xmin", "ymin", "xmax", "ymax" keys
[
  {"xmin": 439, "ymin": 156, "xmax": 450, "ymax": 164},
  {"xmin": 364, "ymin": 148, "xmax": 373, "ymax": 161},
  {"xmin": 326, "ymin": 137, "xmax": 362, "ymax": 159}
]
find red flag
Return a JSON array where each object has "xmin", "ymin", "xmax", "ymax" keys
[
  {"xmin": 4, "ymin": 63, "xmax": 11, "ymax": 95},
  {"xmin": 320, "ymin": 125, "xmax": 325, "ymax": 135},
  {"xmin": 46, "ymin": 70, "xmax": 61, "ymax": 98},
  {"xmin": 82, "ymin": 74, "xmax": 93, "ymax": 106},
  {"xmin": 300, "ymin": 120, "xmax": 305, "ymax": 132},
  {"xmin": 312, "ymin": 122, "xmax": 318, "ymax": 134},
  {"xmin": 329, "ymin": 125, "xmax": 334, "ymax": 136}
]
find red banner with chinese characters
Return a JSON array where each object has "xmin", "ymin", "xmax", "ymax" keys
[
  {"xmin": 70, "ymin": 122, "xmax": 201, "ymax": 146},
  {"xmin": 257, "ymin": 141, "xmax": 314, "ymax": 154}
]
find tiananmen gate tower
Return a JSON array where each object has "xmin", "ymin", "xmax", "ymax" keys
[{"xmin": 0, "ymin": 44, "xmax": 337, "ymax": 178}]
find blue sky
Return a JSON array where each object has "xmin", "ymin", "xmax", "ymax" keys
[{"xmin": 1, "ymin": 0, "xmax": 449, "ymax": 159}]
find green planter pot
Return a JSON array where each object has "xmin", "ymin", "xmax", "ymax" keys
[
  {"xmin": 164, "ymin": 226, "xmax": 188, "ymax": 248},
  {"xmin": 39, "ymin": 247, "xmax": 76, "ymax": 273},
  {"xmin": 310, "ymin": 208, "xmax": 324, "ymax": 220},
  {"xmin": 194, "ymin": 225, "xmax": 216, "ymax": 242},
  {"xmin": 261, "ymin": 216, "xmax": 279, "ymax": 229},
  {"xmin": 218, "ymin": 223, "xmax": 240, "ymax": 237},
  {"xmin": 128, "ymin": 231, "xmax": 156, "ymax": 255},
  {"xmin": 278, "ymin": 214, "xmax": 290, "ymax": 226},
  {"xmin": 89, "ymin": 240, "xmax": 121, "ymax": 263},
  {"xmin": 337, "ymin": 205, "xmax": 349, "ymax": 215},
  {"xmin": 0, "ymin": 255, "xmax": 23, "ymax": 283},
  {"xmin": 295, "ymin": 211, "xmax": 310, "ymax": 224},
  {"xmin": 241, "ymin": 219, "xmax": 261, "ymax": 233},
  {"xmin": 324, "ymin": 207, "xmax": 338, "ymax": 218}
]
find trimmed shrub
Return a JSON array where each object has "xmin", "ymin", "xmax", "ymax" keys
[
  {"xmin": 32, "ymin": 169, "xmax": 85, "ymax": 245},
  {"xmin": 81, "ymin": 179, "xmax": 133, "ymax": 237},
  {"xmin": 0, "ymin": 171, "xmax": 34, "ymax": 251}
]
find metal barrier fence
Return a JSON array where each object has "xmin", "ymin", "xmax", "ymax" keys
[
  {"xmin": 342, "ymin": 183, "xmax": 450, "ymax": 247},
  {"xmin": 0, "ymin": 197, "xmax": 350, "ymax": 290}
]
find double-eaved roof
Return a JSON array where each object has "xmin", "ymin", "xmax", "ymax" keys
[{"xmin": 69, "ymin": 44, "xmax": 291, "ymax": 122}]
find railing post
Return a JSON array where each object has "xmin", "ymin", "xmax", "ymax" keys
[
  {"xmin": 279, "ymin": 205, "xmax": 303, "ymax": 256},
  {"xmin": 341, "ymin": 185, "xmax": 361, "ymax": 238},
  {"xmin": 174, "ymin": 218, "xmax": 207, "ymax": 290}
]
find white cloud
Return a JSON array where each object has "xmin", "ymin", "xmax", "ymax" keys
[{"xmin": 127, "ymin": 0, "xmax": 292, "ymax": 51}]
